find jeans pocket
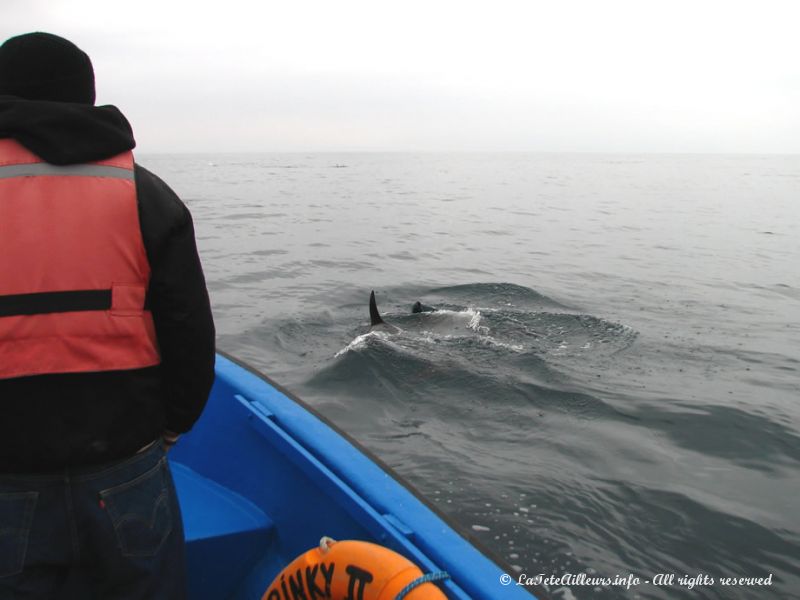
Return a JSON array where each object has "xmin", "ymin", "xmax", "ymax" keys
[
  {"xmin": 0, "ymin": 491, "xmax": 38, "ymax": 578},
  {"xmin": 100, "ymin": 458, "xmax": 173, "ymax": 558}
]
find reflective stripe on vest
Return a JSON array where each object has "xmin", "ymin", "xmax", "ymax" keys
[{"xmin": 0, "ymin": 138, "xmax": 161, "ymax": 379}]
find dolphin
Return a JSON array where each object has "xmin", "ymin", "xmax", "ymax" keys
[
  {"xmin": 369, "ymin": 291, "xmax": 438, "ymax": 333},
  {"xmin": 369, "ymin": 291, "xmax": 401, "ymax": 333},
  {"xmin": 411, "ymin": 301, "xmax": 436, "ymax": 314}
]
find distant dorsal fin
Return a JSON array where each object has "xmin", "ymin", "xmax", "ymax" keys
[{"xmin": 369, "ymin": 291, "xmax": 385, "ymax": 326}]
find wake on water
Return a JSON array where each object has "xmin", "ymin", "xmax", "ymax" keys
[{"xmin": 333, "ymin": 283, "xmax": 637, "ymax": 369}]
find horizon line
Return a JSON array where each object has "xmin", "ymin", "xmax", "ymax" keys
[{"xmin": 136, "ymin": 149, "xmax": 800, "ymax": 157}]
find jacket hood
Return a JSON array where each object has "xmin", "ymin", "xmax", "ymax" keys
[{"xmin": 0, "ymin": 96, "xmax": 135, "ymax": 165}]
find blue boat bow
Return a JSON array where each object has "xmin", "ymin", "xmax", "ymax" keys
[{"xmin": 169, "ymin": 352, "xmax": 541, "ymax": 599}]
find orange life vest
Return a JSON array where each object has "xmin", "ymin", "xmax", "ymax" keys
[{"xmin": 0, "ymin": 138, "xmax": 160, "ymax": 379}]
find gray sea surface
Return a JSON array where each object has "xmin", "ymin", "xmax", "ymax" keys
[{"xmin": 139, "ymin": 152, "xmax": 800, "ymax": 600}]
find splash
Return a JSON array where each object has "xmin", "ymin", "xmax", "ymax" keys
[
  {"xmin": 466, "ymin": 308, "xmax": 488, "ymax": 334},
  {"xmin": 334, "ymin": 331, "xmax": 388, "ymax": 358}
]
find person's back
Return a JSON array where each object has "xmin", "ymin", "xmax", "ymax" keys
[{"xmin": 0, "ymin": 32, "xmax": 215, "ymax": 599}]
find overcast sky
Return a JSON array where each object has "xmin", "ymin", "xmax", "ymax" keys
[{"xmin": 4, "ymin": 0, "xmax": 799, "ymax": 153}]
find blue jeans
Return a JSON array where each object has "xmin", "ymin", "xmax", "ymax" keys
[{"xmin": 0, "ymin": 441, "xmax": 186, "ymax": 600}]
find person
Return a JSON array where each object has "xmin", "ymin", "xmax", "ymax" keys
[{"xmin": 0, "ymin": 32, "xmax": 215, "ymax": 599}]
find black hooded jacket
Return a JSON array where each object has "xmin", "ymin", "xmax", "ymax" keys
[{"xmin": 0, "ymin": 97, "xmax": 216, "ymax": 473}]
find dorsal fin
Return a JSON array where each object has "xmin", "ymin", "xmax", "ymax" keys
[{"xmin": 369, "ymin": 291, "xmax": 385, "ymax": 326}]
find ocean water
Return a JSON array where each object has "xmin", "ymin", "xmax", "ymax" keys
[{"xmin": 139, "ymin": 153, "xmax": 800, "ymax": 600}]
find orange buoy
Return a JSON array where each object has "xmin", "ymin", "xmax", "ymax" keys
[{"xmin": 261, "ymin": 538, "xmax": 448, "ymax": 600}]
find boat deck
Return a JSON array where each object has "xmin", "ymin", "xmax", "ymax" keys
[{"xmin": 173, "ymin": 463, "xmax": 276, "ymax": 599}]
